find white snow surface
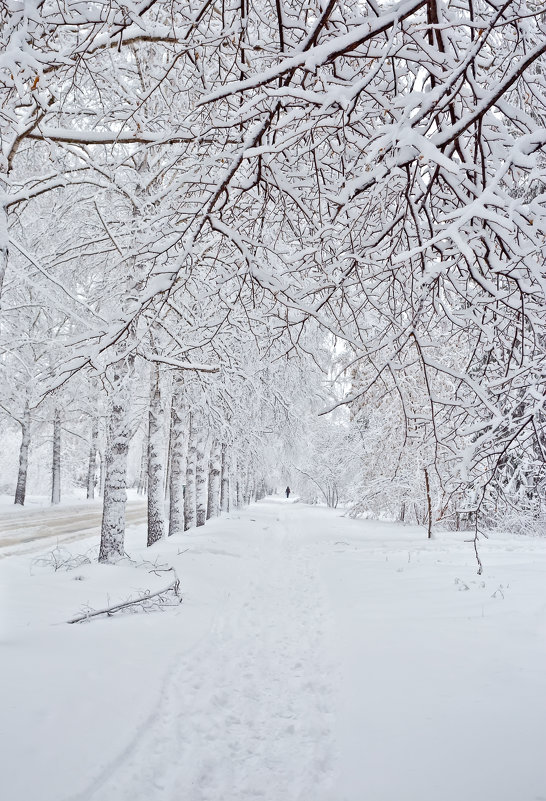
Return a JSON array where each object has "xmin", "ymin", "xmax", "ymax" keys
[{"xmin": 2, "ymin": 498, "xmax": 546, "ymax": 801}]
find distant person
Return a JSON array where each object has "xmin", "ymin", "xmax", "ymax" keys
[{"xmin": 285, "ymin": 486, "xmax": 291, "ymax": 499}]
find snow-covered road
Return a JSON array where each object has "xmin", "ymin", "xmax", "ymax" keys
[
  {"xmin": 0, "ymin": 499, "xmax": 146, "ymax": 555},
  {"xmin": 2, "ymin": 500, "xmax": 546, "ymax": 801}
]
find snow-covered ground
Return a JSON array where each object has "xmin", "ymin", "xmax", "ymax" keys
[{"xmin": 2, "ymin": 499, "xmax": 546, "ymax": 801}]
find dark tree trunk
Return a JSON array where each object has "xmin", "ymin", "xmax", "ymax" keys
[
  {"xmin": 137, "ymin": 435, "xmax": 148, "ymax": 495},
  {"xmin": 164, "ymin": 397, "xmax": 174, "ymax": 500},
  {"xmin": 147, "ymin": 366, "xmax": 166, "ymax": 547},
  {"xmin": 51, "ymin": 408, "xmax": 61, "ymax": 505},
  {"xmin": 98, "ymin": 450, "xmax": 105, "ymax": 497},
  {"xmin": 207, "ymin": 439, "xmax": 221, "ymax": 519},
  {"xmin": 99, "ymin": 359, "xmax": 133, "ymax": 562},
  {"xmin": 0, "ymin": 204, "xmax": 7, "ymax": 300},
  {"xmin": 184, "ymin": 412, "xmax": 197, "ymax": 530},
  {"xmin": 168, "ymin": 399, "xmax": 185, "ymax": 537},
  {"xmin": 86, "ymin": 418, "xmax": 99, "ymax": 500},
  {"xmin": 195, "ymin": 432, "xmax": 208, "ymax": 527},
  {"xmin": 424, "ymin": 467, "xmax": 433, "ymax": 539},
  {"xmin": 14, "ymin": 402, "xmax": 31, "ymax": 506},
  {"xmin": 220, "ymin": 442, "xmax": 230, "ymax": 513}
]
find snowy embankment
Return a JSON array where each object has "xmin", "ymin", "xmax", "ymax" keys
[{"xmin": 2, "ymin": 499, "xmax": 546, "ymax": 801}]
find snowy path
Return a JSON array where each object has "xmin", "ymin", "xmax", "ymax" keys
[
  {"xmin": 2, "ymin": 500, "xmax": 546, "ymax": 801},
  {"xmin": 69, "ymin": 504, "xmax": 336, "ymax": 801}
]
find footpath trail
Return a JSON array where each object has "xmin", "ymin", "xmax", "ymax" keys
[
  {"xmin": 74, "ymin": 502, "xmax": 337, "ymax": 801},
  {"xmin": 3, "ymin": 499, "xmax": 546, "ymax": 801}
]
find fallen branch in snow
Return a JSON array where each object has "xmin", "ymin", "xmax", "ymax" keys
[
  {"xmin": 67, "ymin": 568, "xmax": 181, "ymax": 624},
  {"xmin": 32, "ymin": 546, "xmax": 96, "ymax": 573}
]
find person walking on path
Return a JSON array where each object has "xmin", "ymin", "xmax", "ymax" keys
[{"xmin": 285, "ymin": 486, "xmax": 291, "ymax": 499}]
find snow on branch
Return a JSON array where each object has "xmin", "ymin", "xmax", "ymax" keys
[
  {"xmin": 140, "ymin": 353, "xmax": 220, "ymax": 373},
  {"xmin": 199, "ymin": 0, "xmax": 426, "ymax": 104}
]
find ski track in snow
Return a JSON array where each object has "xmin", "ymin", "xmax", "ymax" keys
[{"xmin": 71, "ymin": 507, "xmax": 335, "ymax": 801}]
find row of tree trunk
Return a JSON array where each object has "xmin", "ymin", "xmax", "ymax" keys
[
  {"xmin": 11, "ymin": 363, "xmax": 266, "ymax": 562},
  {"xmin": 98, "ymin": 365, "xmax": 260, "ymax": 562},
  {"xmin": 15, "ymin": 403, "xmax": 66, "ymax": 507}
]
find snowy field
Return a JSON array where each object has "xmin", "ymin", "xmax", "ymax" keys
[{"xmin": 2, "ymin": 498, "xmax": 546, "ymax": 801}]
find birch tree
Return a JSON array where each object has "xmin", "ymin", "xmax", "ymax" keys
[
  {"xmin": 207, "ymin": 439, "xmax": 222, "ymax": 520},
  {"xmin": 184, "ymin": 412, "xmax": 198, "ymax": 531},
  {"xmin": 168, "ymin": 385, "xmax": 186, "ymax": 537},
  {"xmin": 98, "ymin": 356, "xmax": 135, "ymax": 562},
  {"xmin": 147, "ymin": 364, "xmax": 166, "ymax": 547},
  {"xmin": 51, "ymin": 407, "xmax": 61, "ymax": 505}
]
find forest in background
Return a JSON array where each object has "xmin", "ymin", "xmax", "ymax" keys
[{"xmin": 1, "ymin": 0, "xmax": 545, "ymax": 562}]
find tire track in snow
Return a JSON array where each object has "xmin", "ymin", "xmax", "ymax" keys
[
  {"xmin": 0, "ymin": 503, "xmax": 146, "ymax": 558},
  {"xmin": 78, "ymin": 509, "xmax": 336, "ymax": 801}
]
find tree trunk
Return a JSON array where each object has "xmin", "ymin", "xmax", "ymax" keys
[
  {"xmin": 207, "ymin": 439, "xmax": 221, "ymax": 519},
  {"xmin": 51, "ymin": 408, "xmax": 61, "ymax": 505},
  {"xmin": 0, "ymin": 202, "xmax": 8, "ymax": 300},
  {"xmin": 231, "ymin": 455, "xmax": 241, "ymax": 508},
  {"xmin": 164, "ymin": 396, "xmax": 174, "ymax": 500},
  {"xmin": 244, "ymin": 470, "xmax": 254, "ymax": 506},
  {"xmin": 184, "ymin": 412, "xmax": 197, "ymax": 530},
  {"xmin": 99, "ymin": 360, "xmax": 132, "ymax": 562},
  {"xmin": 220, "ymin": 442, "xmax": 230, "ymax": 513},
  {"xmin": 195, "ymin": 432, "xmax": 208, "ymax": 527},
  {"xmin": 147, "ymin": 366, "xmax": 166, "ymax": 547},
  {"xmin": 86, "ymin": 418, "xmax": 99, "ymax": 500},
  {"xmin": 137, "ymin": 435, "xmax": 148, "ymax": 495},
  {"xmin": 237, "ymin": 461, "xmax": 247, "ymax": 508},
  {"xmin": 98, "ymin": 450, "xmax": 105, "ymax": 497},
  {"xmin": 255, "ymin": 474, "xmax": 266, "ymax": 502},
  {"xmin": 168, "ymin": 401, "xmax": 186, "ymax": 537},
  {"xmin": 424, "ymin": 467, "xmax": 433, "ymax": 539},
  {"xmin": 14, "ymin": 402, "xmax": 31, "ymax": 506}
]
